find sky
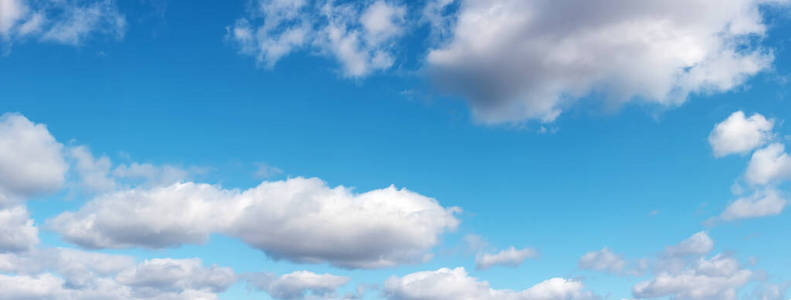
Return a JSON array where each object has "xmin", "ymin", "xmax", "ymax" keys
[{"xmin": 1, "ymin": 0, "xmax": 791, "ymax": 299}]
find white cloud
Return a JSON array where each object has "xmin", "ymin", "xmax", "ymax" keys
[
  {"xmin": 719, "ymin": 189, "xmax": 787, "ymax": 220},
  {"xmin": 631, "ymin": 231, "xmax": 764, "ymax": 299},
  {"xmin": 709, "ymin": 111, "xmax": 774, "ymax": 157},
  {"xmin": 0, "ymin": 206, "xmax": 38, "ymax": 252},
  {"xmin": 744, "ymin": 143, "xmax": 791, "ymax": 185},
  {"xmin": 50, "ymin": 177, "xmax": 460, "ymax": 269},
  {"xmin": 228, "ymin": 0, "xmax": 406, "ymax": 77},
  {"xmin": 115, "ymin": 258, "xmax": 236, "ymax": 298},
  {"xmin": 68, "ymin": 145, "xmax": 201, "ymax": 193},
  {"xmin": 475, "ymin": 246, "xmax": 538, "ymax": 270},
  {"xmin": 70, "ymin": 145, "xmax": 117, "ymax": 192},
  {"xmin": 384, "ymin": 267, "xmax": 596, "ymax": 300},
  {"xmin": 0, "ymin": 113, "xmax": 67, "ymax": 205},
  {"xmin": 246, "ymin": 270, "xmax": 349, "ymax": 300},
  {"xmin": 633, "ymin": 254, "xmax": 752, "ymax": 300},
  {"xmin": 665, "ymin": 231, "xmax": 714, "ymax": 257},
  {"xmin": 0, "ymin": 0, "xmax": 126, "ymax": 46},
  {"xmin": 426, "ymin": 0, "xmax": 778, "ymax": 123},
  {"xmin": 579, "ymin": 248, "xmax": 625, "ymax": 274},
  {"xmin": 0, "ymin": 248, "xmax": 234, "ymax": 300},
  {"xmin": 0, "ymin": 0, "xmax": 27, "ymax": 35}
]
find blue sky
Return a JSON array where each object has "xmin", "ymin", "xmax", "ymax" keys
[{"xmin": 1, "ymin": 0, "xmax": 791, "ymax": 299}]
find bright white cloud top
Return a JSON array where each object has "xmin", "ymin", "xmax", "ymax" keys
[
  {"xmin": 50, "ymin": 178, "xmax": 460, "ymax": 269},
  {"xmin": 709, "ymin": 111, "xmax": 774, "ymax": 157},
  {"xmin": 384, "ymin": 267, "xmax": 596, "ymax": 300}
]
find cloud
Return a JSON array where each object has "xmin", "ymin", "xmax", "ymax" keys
[
  {"xmin": 709, "ymin": 111, "xmax": 774, "ymax": 157},
  {"xmin": 254, "ymin": 162, "xmax": 283, "ymax": 179},
  {"xmin": 744, "ymin": 143, "xmax": 791, "ymax": 185},
  {"xmin": 475, "ymin": 246, "xmax": 538, "ymax": 270},
  {"xmin": 384, "ymin": 267, "xmax": 597, "ymax": 300},
  {"xmin": 112, "ymin": 162, "xmax": 195, "ymax": 186},
  {"xmin": 115, "ymin": 258, "xmax": 236, "ymax": 298},
  {"xmin": 49, "ymin": 177, "xmax": 460, "ymax": 269},
  {"xmin": 578, "ymin": 248, "xmax": 625, "ymax": 274},
  {"xmin": 0, "ymin": 113, "xmax": 67, "ymax": 205},
  {"xmin": 719, "ymin": 189, "xmax": 787, "ymax": 221},
  {"xmin": 633, "ymin": 254, "xmax": 752, "ymax": 300},
  {"xmin": 228, "ymin": 0, "xmax": 406, "ymax": 77},
  {"xmin": 707, "ymin": 112, "xmax": 791, "ymax": 222},
  {"xmin": 426, "ymin": 0, "xmax": 778, "ymax": 123},
  {"xmin": 0, "ymin": 206, "xmax": 38, "ymax": 252},
  {"xmin": 0, "ymin": 248, "xmax": 234, "ymax": 300},
  {"xmin": 246, "ymin": 270, "xmax": 350, "ymax": 300},
  {"xmin": 69, "ymin": 145, "xmax": 202, "ymax": 193},
  {"xmin": 0, "ymin": 0, "xmax": 126, "ymax": 46},
  {"xmin": 664, "ymin": 232, "xmax": 714, "ymax": 258},
  {"xmin": 630, "ymin": 231, "xmax": 762, "ymax": 299},
  {"xmin": 69, "ymin": 145, "xmax": 117, "ymax": 192}
]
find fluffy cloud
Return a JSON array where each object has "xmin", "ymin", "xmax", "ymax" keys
[
  {"xmin": 115, "ymin": 258, "xmax": 236, "ymax": 298},
  {"xmin": 744, "ymin": 143, "xmax": 791, "ymax": 185},
  {"xmin": 384, "ymin": 267, "xmax": 596, "ymax": 300},
  {"xmin": 578, "ymin": 248, "xmax": 625, "ymax": 274},
  {"xmin": 631, "ymin": 231, "xmax": 760, "ymax": 299},
  {"xmin": 709, "ymin": 111, "xmax": 774, "ymax": 157},
  {"xmin": 50, "ymin": 177, "xmax": 460, "ymax": 269},
  {"xmin": 70, "ymin": 145, "xmax": 117, "ymax": 192},
  {"xmin": 69, "ymin": 145, "xmax": 201, "ymax": 193},
  {"xmin": 0, "ymin": 113, "xmax": 67, "ymax": 205},
  {"xmin": 633, "ymin": 254, "xmax": 752, "ymax": 300},
  {"xmin": 426, "ymin": 0, "xmax": 777, "ymax": 123},
  {"xmin": 665, "ymin": 231, "xmax": 714, "ymax": 257},
  {"xmin": 707, "ymin": 111, "xmax": 791, "ymax": 222},
  {"xmin": 719, "ymin": 189, "xmax": 787, "ymax": 221},
  {"xmin": 475, "ymin": 246, "xmax": 538, "ymax": 270},
  {"xmin": 0, "ymin": 248, "xmax": 234, "ymax": 300},
  {"xmin": 0, "ymin": 0, "xmax": 126, "ymax": 46},
  {"xmin": 228, "ymin": 0, "xmax": 406, "ymax": 77},
  {"xmin": 246, "ymin": 270, "xmax": 349, "ymax": 300},
  {"xmin": 0, "ymin": 206, "xmax": 38, "ymax": 252}
]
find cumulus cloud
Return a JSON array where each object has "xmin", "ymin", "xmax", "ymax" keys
[
  {"xmin": 0, "ymin": 0, "xmax": 126, "ymax": 46},
  {"xmin": 630, "ymin": 231, "xmax": 763, "ymax": 299},
  {"xmin": 475, "ymin": 246, "xmax": 538, "ymax": 270},
  {"xmin": 633, "ymin": 254, "xmax": 752, "ymax": 300},
  {"xmin": 115, "ymin": 258, "xmax": 236, "ymax": 299},
  {"xmin": 578, "ymin": 248, "xmax": 625, "ymax": 274},
  {"xmin": 69, "ymin": 145, "xmax": 117, "ymax": 192},
  {"xmin": 426, "ymin": 0, "xmax": 778, "ymax": 123},
  {"xmin": 69, "ymin": 145, "xmax": 201, "ymax": 193},
  {"xmin": 719, "ymin": 189, "xmax": 787, "ymax": 221},
  {"xmin": 49, "ymin": 177, "xmax": 460, "ymax": 269},
  {"xmin": 709, "ymin": 111, "xmax": 774, "ymax": 157},
  {"xmin": 246, "ymin": 270, "xmax": 350, "ymax": 300},
  {"xmin": 0, "ymin": 113, "xmax": 67, "ymax": 205},
  {"xmin": 707, "ymin": 111, "xmax": 791, "ymax": 222},
  {"xmin": 665, "ymin": 231, "xmax": 714, "ymax": 257},
  {"xmin": 744, "ymin": 143, "xmax": 791, "ymax": 185},
  {"xmin": 0, "ymin": 248, "xmax": 235, "ymax": 300},
  {"xmin": 0, "ymin": 206, "xmax": 38, "ymax": 252},
  {"xmin": 228, "ymin": 0, "xmax": 406, "ymax": 77},
  {"xmin": 384, "ymin": 267, "xmax": 596, "ymax": 300}
]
